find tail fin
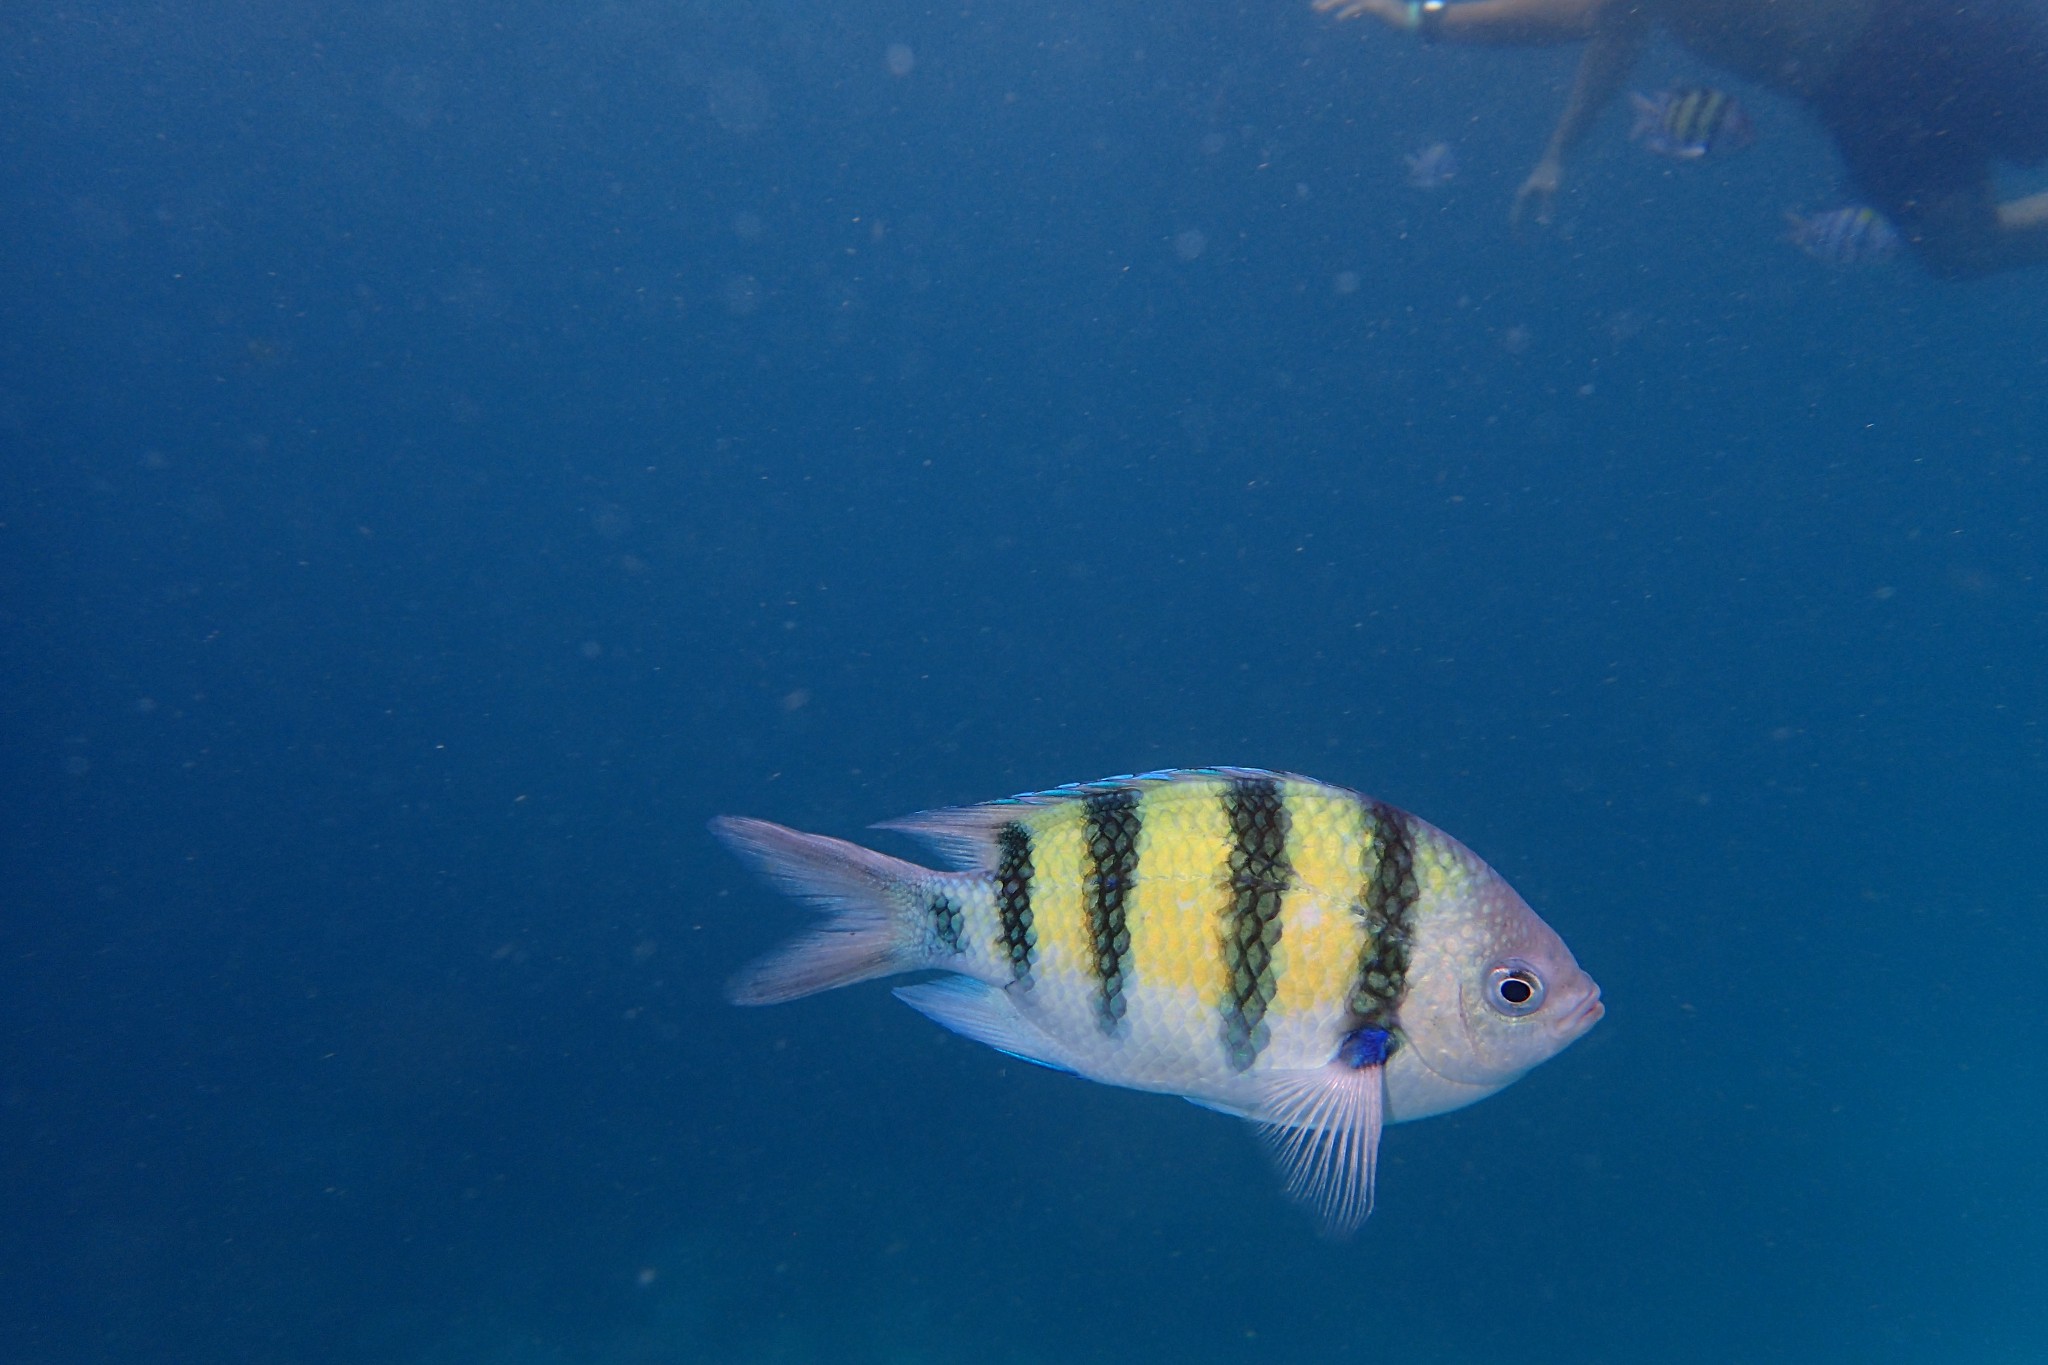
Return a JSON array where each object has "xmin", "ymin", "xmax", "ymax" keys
[
  {"xmin": 711, "ymin": 816, "xmax": 932, "ymax": 1006},
  {"xmin": 1628, "ymin": 91, "xmax": 1660, "ymax": 143}
]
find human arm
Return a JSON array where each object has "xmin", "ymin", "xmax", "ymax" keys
[
  {"xmin": 1313, "ymin": 0, "xmax": 1611, "ymax": 47},
  {"xmin": 1511, "ymin": 7, "xmax": 1649, "ymax": 225}
]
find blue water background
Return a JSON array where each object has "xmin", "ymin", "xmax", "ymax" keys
[{"xmin": 5, "ymin": 2, "xmax": 2045, "ymax": 1362}]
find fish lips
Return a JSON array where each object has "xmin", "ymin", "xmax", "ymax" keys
[{"xmin": 1559, "ymin": 985, "xmax": 1606, "ymax": 1040}]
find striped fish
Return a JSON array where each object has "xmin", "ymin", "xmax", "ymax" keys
[
  {"xmin": 1786, "ymin": 205, "xmax": 1902, "ymax": 268},
  {"xmin": 1630, "ymin": 85, "xmax": 1755, "ymax": 159},
  {"xmin": 715, "ymin": 768, "xmax": 1602, "ymax": 1232}
]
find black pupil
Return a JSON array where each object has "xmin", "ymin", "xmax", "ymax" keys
[{"xmin": 1499, "ymin": 976, "xmax": 1534, "ymax": 1005}]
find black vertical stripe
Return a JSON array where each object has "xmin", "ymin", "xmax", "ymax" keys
[
  {"xmin": 1082, "ymin": 789, "xmax": 1142, "ymax": 1032},
  {"xmin": 1349, "ymin": 800, "xmax": 1419, "ymax": 1040},
  {"xmin": 1668, "ymin": 86, "xmax": 1730, "ymax": 149},
  {"xmin": 1218, "ymin": 777, "xmax": 1292, "ymax": 1071},
  {"xmin": 994, "ymin": 822, "xmax": 1037, "ymax": 988},
  {"xmin": 927, "ymin": 892, "xmax": 965, "ymax": 956},
  {"xmin": 1674, "ymin": 89, "xmax": 1703, "ymax": 144}
]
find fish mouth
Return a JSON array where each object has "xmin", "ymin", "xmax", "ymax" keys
[{"xmin": 1560, "ymin": 988, "xmax": 1605, "ymax": 1038}]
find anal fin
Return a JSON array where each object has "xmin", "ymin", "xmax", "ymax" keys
[{"xmin": 893, "ymin": 978, "xmax": 1074, "ymax": 1075}]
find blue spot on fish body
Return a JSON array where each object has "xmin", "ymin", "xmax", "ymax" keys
[{"xmin": 1337, "ymin": 1027, "xmax": 1393, "ymax": 1069}]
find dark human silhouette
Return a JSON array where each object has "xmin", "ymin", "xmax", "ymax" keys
[{"xmin": 1318, "ymin": 0, "xmax": 2048, "ymax": 276}]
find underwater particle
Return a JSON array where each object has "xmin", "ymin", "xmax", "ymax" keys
[
  {"xmin": 1174, "ymin": 228, "xmax": 1208, "ymax": 260},
  {"xmin": 721, "ymin": 275, "xmax": 760, "ymax": 316},
  {"xmin": 885, "ymin": 43, "xmax": 915, "ymax": 77},
  {"xmin": 706, "ymin": 68, "xmax": 771, "ymax": 135},
  {"xmin": 380, "ymin": 66, "xmax": 444, "ymax": 130},
  {"xmin": 1405, "ymin": 142, "xmax": 1458, "ymax": 189}
]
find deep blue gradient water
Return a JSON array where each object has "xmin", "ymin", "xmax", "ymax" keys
[{"xmin": 5, "ymin": 3, "xmax": 2046, "ymax": 1363}]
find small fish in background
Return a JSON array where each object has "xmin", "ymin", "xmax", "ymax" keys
[
  {"xmin": 715, "ymin": 767, "xmax": 1603, "ymax": 1233},
  {"xmin": 1786, "ymin": 205, "xmax": 1903, "ymax": 267},
  {"xmin": 1405, "ymin": 141, "xmax": 1458, "ymax": 189},
  {"xmin": 1630, "ymin": 85, "xmax": 1755, "ymax": 159}
]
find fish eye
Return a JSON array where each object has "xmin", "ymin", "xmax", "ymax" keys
[{"xmin": 1486, "ymin": 961, "xmax": 1546, "ymax": 1017}]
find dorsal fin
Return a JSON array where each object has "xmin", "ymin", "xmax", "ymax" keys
[{"xmin": 871, "ymin": 767, "xmax": 1319, "ymax": 872}]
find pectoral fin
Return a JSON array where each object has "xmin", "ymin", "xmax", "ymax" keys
[{"xmin": 1254, "ymin": 1030, "xmax": 1390, "ymax": 1236}]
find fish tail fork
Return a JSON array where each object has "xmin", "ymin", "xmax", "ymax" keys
[
  {"xmin": 711, "ymin": 817, "xmax": 936, "ymax": 1005},
  {"xmin": 1628, "ymin": 90, "xmax": 1662, "ymax": 143}
]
